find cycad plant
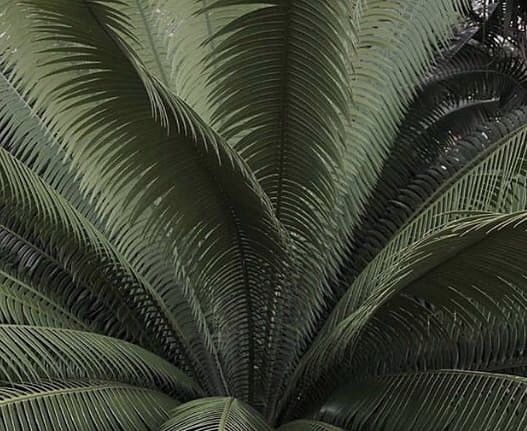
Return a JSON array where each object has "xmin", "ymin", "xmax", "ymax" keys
[{"xmin": 0, "ymin": 0, "xmax": 527, "ymax": 429}]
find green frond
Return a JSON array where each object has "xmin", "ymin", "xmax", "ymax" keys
[
  {"xmin": 108, "ymin": 217, "xmax": 215, "ymax": 362},
  {"xmin": 167, "ymin": 0, "xmax": 259, "ymax": 122},
  {"xmin": 201, "ymin": 0, "xmax": 356, "ymax": 412},
  {"xmin": 0, "ymin": 324, "xmax": 200, "ymax": 398},
  {"xmin": 319, "ymin": 370, "xmax": 527, "ymax": 430},
  {"xmin": 117, "ymin": 0, "xmax": 176, "ymax": 89},
  {"xmin": 0, "ymin": 31, "xmax": 220, "ymax": 392},
  {"xmin": 0, "ymin": 65, "xmax": 83, "ymax": 200},
  {"xmin": 352, "ymin": 287, "xmax": 527, "ymax": 379},
  {"xmin": 329, "ymin": 107, "xmax": 527, "ymax": 335},
  {"xmin": 3, "ymin": 0, "xmax": 292, "ymax": 401},
  {"xmin": 160, "ymin": 397, "xmax": 272, "ymax": 431},
  {"xmin": 0, "ymin": 380, "xmax": 177, "ymax": 430},
  {"xmin": 0, "ymin": 270, "xmax": 87, "ymax": 329},
  {"xmin": 0, "ymin": 220, "xmax": 140, "ymax": 336},
  {"xmin": 0, "ymin": 0, "xmax": 526, "ymax": 428},
  {"xmin": 340, "ymin": 43, "xmax": 527, "ymax": 281},
  {"xmin": 340, "ymin": 0, "xmax": 467, "ymax": 241},
  {"xmin": 348, "ymin": 212, "xmax": 527, "ymax": 379},
  {"xmin": 0, "ymin": 141, "xmax": 215, "ymax": 378},
  {"xmin": 423, "ymin": 44, "xmax": 527, "ymax": 94},
  {"xmin": 314, "ymin": 0, "xmax": 470, "ymax": 345},
  {"xmin": 280, "ymin": 211, "xmax": 527, "ymax": 419}
]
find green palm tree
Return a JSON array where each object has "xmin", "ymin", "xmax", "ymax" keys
[{"xmin": 0, "ymin": 0, "xmax": 527, "ymax": 429}]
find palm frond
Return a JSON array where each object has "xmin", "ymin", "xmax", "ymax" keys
[
  {"xmin": 0, "ymin": 270, "xmax": 87, "ymax": 329},
  {"xmin": 167, "ymin": 0, "xmax": 259, "ymax": 122},
  {"xmin": 329, "ymin": 107, "xmax": 527, "ymax": 336},
  {"xmin": 0, "ymin": 41, "xmax": 219, "ymax": 392},
  {"xmin": 341, "ymin": 44, "xmax": 527, "ymax": 280},
  {"xmin": 108, "ymin": 217, "xmax": 216, "ymax": 370},
  {"xmin": 0, "ymin": 64, "xmax": 84, "ymax": 201},
  {"xmin": 423, "ymin": 43, "xmax": 527, "ymax": 95},
  {"xmin": 279, "ymin": 211, "xmax": 527, "ymax": 419},
  {"xmin": 280, "ymin": 98, "xmax": 527, "ymax": 425},
  {"xmin": 0, "ymin": 324, "xmax": 201, "ymax": 399},
  {"xmin": 117, "ymin": 0, "xmax": 176, "ymax": 89},
  {"xmin": 0, "ymin": 140, "xmax": 216, "ymax": 380},
  {"xmin": 352, "ymin": 285, "xmax": 527, "ymax": 379},
  {"xmin": 345, "ymin": 212, "xmax": 527, "ymax": 380},
  {"xmin": 3, "ymin": 0, "xmax": 292, "ymax": 401},
  {"xmin": 0, "ymin": 380, "xmax": 177, "ymax": 430},
  {"xmin": 318, "ymin": 370, "xmax": 527, "ymax": 430},
  {"xmin": 340, "ymin": 0, "xmax": 467, "ymax": 235},
  {"xmin": 1, "ymin": 0, "xmax": 526, "ymax": 428},
  {"xmin": 200, "ymin": 0, "xmax": 356, "ymax": 412},
  {"xmin": 159, "ymin": 397, "xmax": 272, "ymax": 431}
]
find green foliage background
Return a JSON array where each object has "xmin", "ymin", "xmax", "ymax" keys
[{"xmin": 0, "ymin": 0, "xmax": 526, "ymax": 430}]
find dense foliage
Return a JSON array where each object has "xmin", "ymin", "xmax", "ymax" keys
[{"xmin": 0, "ymin": 0, "xmax": 526, "ymax": 430}]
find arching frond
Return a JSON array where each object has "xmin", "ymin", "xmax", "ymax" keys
[
  {"xmin": 278, "ymin": 104, "xmax": 527, "ymax": 418},
  {"xmin": 0, "ymin": 64, "xmax": 83, "ymax": 201},
  {"xmin": 0, "ymin": 0, "xmax": 525, "ymax": 428},
  {"xmin": 0, "ymin": 140, "xmax": 215, "ymax": 379},
  {"xmin": 329, "ymin": 107, "xmax": 527, "ymax": 336},
  {"xmin": 341, "ymin": 0, "xmax": 467, "ymax": 234},
  {"xmin": 347, "ymin": 212, "xmax": 527, "ymax": 379},
  {"xmin": 352, "ymin": 284, "xmax": 527, "ymax": 380},
  {"xmin": 2, "ymin": 0, "xmax": 292, "ymax": 401},
  {"xmin": 118, "ymin": 0, "xmax": 176, "ymax": 89},
  {"xmin": 108, "ymin": 217, "xmax": 216, "ymax": 372},
  {"xmin": 167, "ymin": 0, "xmax": 260, "ymax": 122},
  {"xmin": 339, "ymin": 43, "xmax": 527, "ymax": 283},
  {"xmin": 198, "ymin": 0, "xmax": 356, "ymax": 414},
  {"xmin": 0, "ymin": 380, "xmax": 177, "ymax": 431},
  {"xmin": 280, "ymin": 211, "xmax": 527, "ymax": 419},
  {"xmin": 0, "ymin": 269, "xmax": 87, "ymax": 329},
  {"xmin": 319, "ymin": 370, "xmax": 527, "ymax": 430},
  {"xmin": 0, "ymin": 324, "xmax": 201, "ymax": 399},
  {"xmin": 159, "ymin": 397, "xmax": 272, "ymax": 431},
  {"xmin": 0, "ymin": 41, "xmax": 218, "ymax": 392}
]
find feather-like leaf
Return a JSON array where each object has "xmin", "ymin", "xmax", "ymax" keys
[
  {"xmin": 340, "ymin": 0, "xmax": 467, "ymax": 234},
  {"xmin": 281, "ymin": 211, "xmax": 527, "ymax": 419},
  {"xmin": 327, "ymin": 107, "xmax": 527, "ymax": 339},
  {"xmin": 0, "ymin": 270, "xmax": 86, "ymax": 329},
  {"xmin": 0, "ymin": 380, "xmax": 177, "ymax": 431},
  {"xmin": 3, "ymin": 0, "xmax": 292, "ymax": 401},
  {"xmin": 160, "ymin": 396, "xmax": 272, "ymax": 431},
  {"xmin": 319, "ymin": 370, "xmax": 527, "ymax": 430},
  {"xmin": 0, "ymin": 324, "xmax": 201, "ymax": 399},
  {"xmin": 347, "ymin": 212, "xmax": 527, "ymax": 379},
  {"xmin": 343, "ymin": 44, "xmax": 527, "ymax": 279},
  {"xmin": 202, "ymin": 0, "xmax": 355, "ymax": 413},
  {"xmin": 0, "ymin": 47, "xmax": 218, "ymax": 392}
]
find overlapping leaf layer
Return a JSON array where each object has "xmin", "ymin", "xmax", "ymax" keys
[{"xmin": 0, "ymin": 1, "xmax": 526, "ymax": 430}]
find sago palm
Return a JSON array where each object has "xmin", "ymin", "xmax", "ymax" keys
[{"xmin": 0, "ymin": 0, "xmax": 526, "ymax": 430}]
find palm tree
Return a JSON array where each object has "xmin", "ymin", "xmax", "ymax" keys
[{"xmin": 0, "ymin": 0, "xmax": 527, "ymax": 429}]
